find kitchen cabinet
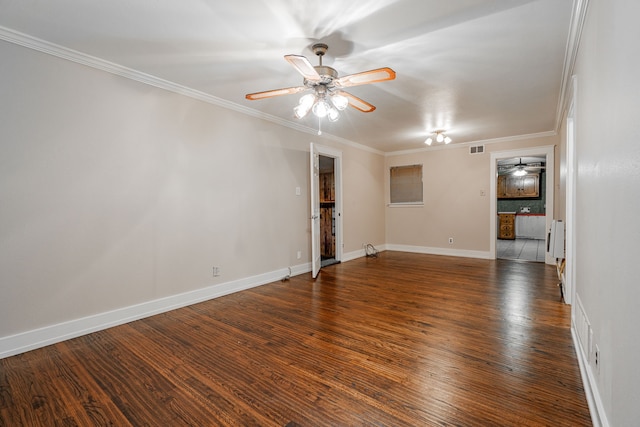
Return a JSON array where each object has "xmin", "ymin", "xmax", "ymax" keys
[
  {"xmin": 498, "ymin": 213, "xmax": 516, "ymax": 240},
  {"xmin": 497, "ymin": 174, "xmax": 539, "ymax": 198}
]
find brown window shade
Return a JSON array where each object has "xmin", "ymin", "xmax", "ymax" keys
[{"xmin": 390, "ymin": 164, "xmax": 423, "ymax": 204}]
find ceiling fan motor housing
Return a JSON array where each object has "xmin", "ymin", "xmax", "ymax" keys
[
  {"xmin": 306, "ymin": 66, "xmax": 338, "ymax": 87},
  {"xmin": 307, "ymin": 43, "xmax": 337, "ymax": 86}
]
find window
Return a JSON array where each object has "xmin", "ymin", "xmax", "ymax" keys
[{"xmin": 390, "ymin": 164, "xmax": 423, "ymax": 205}]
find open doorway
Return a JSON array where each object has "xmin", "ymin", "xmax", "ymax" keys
[
  {"xmin": 496, "ymin": 156, "xmax": 547, "ymax": 262},
  {"xmin": 310, "ymin": 143, "xmax": 343, "ymax": 278},
  {"xmin": 490, "ymin": 146, "xmax": 555, "ymax": 264},
  {"xmin": 319, "ymin": 155, "xmax": 339, "ymax": 267}
]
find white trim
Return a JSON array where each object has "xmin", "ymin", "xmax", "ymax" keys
[
  {"xmin": 489, "ymin": 145, "xmax": 555, "ymax": 264},
  {"xmin": 565, "ymin": 76, "xmax": 578, "ymax": 305},
  {"xmin": 571, "ymin": 327, "xmax": 610, "ymax": 427},
  {"xmin": 290, "ymin": 262, "xmax": 312, "ymax": 277},
  {"xmin": 386, "ymin": 244, "xmax": 492, "ymax": 260},
  {"xmin": 342, "ymin": 249, "xmax": 366, "ymax": 263},
  {"xmin": 556, "ymin": 0, "xmax": 590, "ymax": 131},
  {"xmin": 387, "ymin": 203, "xmax": 424, "ymax": 208},
  {"xmin": 342, "ymin": 244, "xmax": 494, "ymax": 262},
  {"xmin": 0, "ymin": 25, "xmax": 383, "ymax": 157},
  {"xmin": 342, "ymin": 244, "xmax": 389, "ymax": 262},
  {"xmin": 0, "ymin": 263, "xmax": 310, "ymax": 359}
]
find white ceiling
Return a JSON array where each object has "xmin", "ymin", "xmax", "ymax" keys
[{"xmin": 0, "ymin": 0, "xmax": 574, "ymax": 152}]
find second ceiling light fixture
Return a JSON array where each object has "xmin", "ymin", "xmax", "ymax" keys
[{"xmin": 425, "ymin": 131, "xmax": 452, "ymax": 145}]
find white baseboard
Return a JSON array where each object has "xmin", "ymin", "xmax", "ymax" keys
[
  {"xmin": 342, "ymin": 244, "xmax": 387, "ymax": 262},
  {"xmin": 343, "ymin": 244, "xmax": 491, "ymax": 262},
  {"xmin": 288, "ymin": 262, "xmax": 311, "ymax": 277},
  {"xmin": 0, "ymin": 263, "xmax": 310, "ymax": 359},
  {"xmin": 386, "ymin": 244, "xmax": 492, "ymax": 260},
  {"xmin": 571, "ymin": 325, "xmax": 610, "ymax": 427},
  {"xmin": 342, "ymin": 248, "xmax": 367, "ymax": 262}
]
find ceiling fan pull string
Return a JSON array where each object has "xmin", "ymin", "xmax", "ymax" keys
[{"xmin": 318, "ymin": 116, "xmax": 322, "ymax": 135}]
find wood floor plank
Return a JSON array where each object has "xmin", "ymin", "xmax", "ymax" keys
[{"xmin": 0, "ymin": 253, "xmax": 591, "ymax": 426}]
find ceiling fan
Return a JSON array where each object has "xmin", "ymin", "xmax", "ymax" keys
[
  {"xmin": 245, "ymin": 43, "xmax": 396, "ymax": 122},
  {"xmin": 500, "ymin": 158, "xmax": 546, "ymax": 176}
]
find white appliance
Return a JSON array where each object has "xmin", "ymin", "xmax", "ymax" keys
[{"xmin": 547, "ymin": 220, "xmax": 565, "ymax": 259}]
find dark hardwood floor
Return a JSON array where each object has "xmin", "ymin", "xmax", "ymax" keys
[{"xmin": 0, "ymin": 252, "xmax": 591, "ymax": 426}]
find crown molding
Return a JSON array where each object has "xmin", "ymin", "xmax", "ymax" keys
[
  {"xmin": 385, "ymin": 130, "xmax": 557, "ymax": 157},
  {"xmin": 555, "ymin": 0, "xmax": 590, "ymax": 130},
  {"xmin": 0, "ymin": 25, "xmax": 383, "ymax": 156}
]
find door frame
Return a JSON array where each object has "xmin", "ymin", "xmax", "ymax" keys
[
  {"xmin": 310, "ymin": 143, "xmax": 343, "ymax": 277},
  {"xmin": 489, "ymin": 145, "xmax": 555, "ymax": 264},
  {"xmin": 565, "ymin": 76, "xmax": 578, "ymax": 305}
]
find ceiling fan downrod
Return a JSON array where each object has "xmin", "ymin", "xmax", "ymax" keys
[{"xmin": 312, "ymin": 43, "xmax": 328, "ymax": 67}]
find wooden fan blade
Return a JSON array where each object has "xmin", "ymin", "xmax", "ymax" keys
[
  {"xmin": 245, "ymin": 86, "xmax": 307, "ymax": 101},
  {"xmin": 335, "ymin": 67, "xmax": 396, "ymax": 88},
  {"xmin": 284, "ymin": 54, "xmax": 321, "ymax": 81},
  {"xmin": 340, "ymin": 91, "xmax": 376, "ymax": 113}
]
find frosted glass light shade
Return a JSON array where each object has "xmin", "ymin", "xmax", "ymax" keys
[
  {"xmin": 294, "ymin": 93, "xmax": 316, "ymax": 118},
  {"xmin": 330, "ymin": 93, "xmax": 348, "ymax": 110},
  {"xmin": 294, "ymin": 104, "xmax": 311, "ymax": 118},
  {"xmin": 312, "ymin": 100, "xmax": 330, "ymax": 117},
  {"xmin": 328, "ymin": 107, "xmax": 340, "ymax": 122},
  {"xmin": 426, "ymin": 131, "xmax": 452, "ymax": 145},
  {"xmin": 300, "ymin": 93, "xmax": 315, "ymax": 106}
]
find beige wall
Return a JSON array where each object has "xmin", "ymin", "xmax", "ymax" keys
[
  {"xmin": 0, "ymin": 40, "xmax": 385, "ymax": 342},
  {"xmin": 384, "ymin": 135, "xmax": 560, "ymax": 253},
  {"xmin": 342, "ymin": 145, "xmax": 386, "ymax": 252},
  {"xmin": 571, "ymin": 0, "xmax": 640, "ymax": 424}
]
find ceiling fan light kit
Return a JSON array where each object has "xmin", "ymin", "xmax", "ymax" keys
[
  {"xmin": 425, "ymin": 131, "xmax": 452, "ymax": 146},
  {"xmin": 499, "ymin": 158, "xmax": 546, "ymax": 176},
  {"xmin": 294, "ymin": 85, "xmax": 348, "ymax": 122},
  {"xmin": 246, "ymin": 43, "xmax": 396, "ymax": 125}
]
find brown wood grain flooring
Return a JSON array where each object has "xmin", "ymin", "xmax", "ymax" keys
[{"xmin": 0, "ymin": 252, "xmax": 591, "ymax": 426}]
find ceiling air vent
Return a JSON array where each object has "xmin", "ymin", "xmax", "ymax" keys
[{"xmin": 469, "ymin": 145, "xmax": 485, "ymax": 155}]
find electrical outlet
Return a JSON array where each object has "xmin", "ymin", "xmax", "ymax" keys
[
  {"xmin": 213, "ymin": 266, "xmax": 220, "ymax": 277},
  {"xmin": 296, "ymin": 250, "xmax": 302, "ymax": 260},
  {"xmin": 594, "ymin": 345, "xmax": 600, "ymax": 373},
  {"xmin": 448, "ymin": 237, "xmax": 454, "ymax": 244}
]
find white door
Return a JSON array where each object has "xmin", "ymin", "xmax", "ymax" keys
[
  {"xmin": 310, "ymin": 143, "xmax": 321, "ymax": 278},
  {"xmin": 565, "ymin": 81, "xmax": 577, "ymax": 305}
]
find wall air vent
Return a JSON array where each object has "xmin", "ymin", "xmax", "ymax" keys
[{"xmin": 469, "ymin": 145, "xmax": 485, "ymax": 154}]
